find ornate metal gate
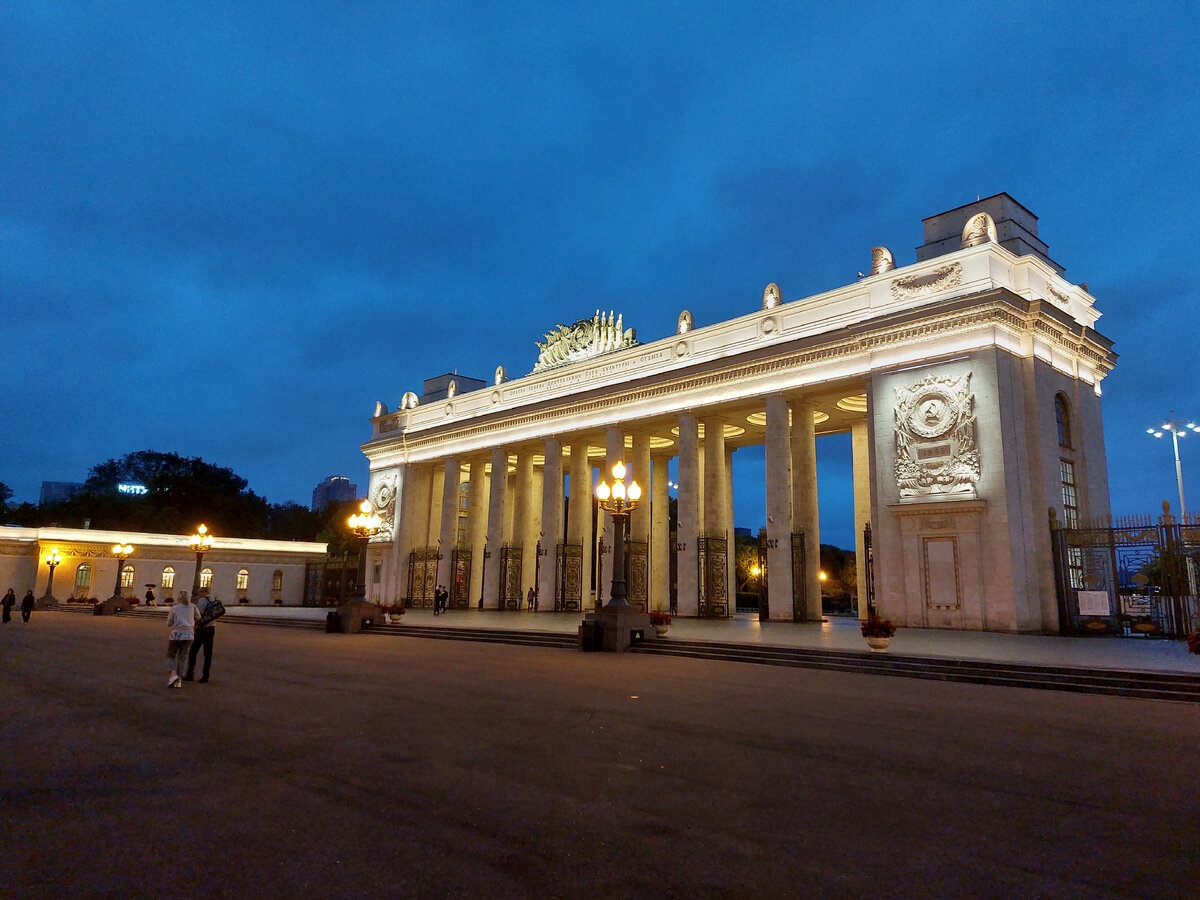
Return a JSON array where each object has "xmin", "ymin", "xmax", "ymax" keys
[
  {"xmin": 1050, "ymin": 506, "xmax": 1199, "ymax": 638},
  {"xmin": 698, "ymin": 535, "xmax": 729, "ymax": 618},
  {"xmin": 757, "ymin": 528, "xmax": 769, "ymax": 622},
  {"xmin": 863, "ymin": 523, "xmax": 876, "ymax": 617},
  {"xmin": 556, "ymin": 543, "xmax": 583, "ymax": 611},
  {"xmin": 407, "ymin": 548, "xmax": 438, "ymax": 607},
  {"xmin": 450, "ymin": 547, "xmax": 471, "ymax": 608},
  {"xmin": 499, "ymin": 545, "xmax": 522, "ymax": 610},
  {"xmin": 626, "ymin": 539, "xmax": 649, "ymax": 611},
  {"xmin": 791, "ymin": 531, "xmax": 806, "ymax": 621}
]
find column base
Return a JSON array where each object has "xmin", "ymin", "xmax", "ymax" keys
[{"xmin": 579, "ymin": 605, "xmax": 651, "ymax": 652}]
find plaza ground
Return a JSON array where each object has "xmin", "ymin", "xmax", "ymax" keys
[{"xmin": 2, "ymin": 612, "xmax": 1197, "ymax": 898}]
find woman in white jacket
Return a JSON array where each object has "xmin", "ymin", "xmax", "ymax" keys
[{"xmin": 165, "ymin": 595, "xmax": 197, "ymax": 688}]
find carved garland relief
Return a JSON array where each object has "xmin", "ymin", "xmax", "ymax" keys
[
  {"xmin": 532, "ymin": 310, "xmax": 638, "ymax": 373},
  {"xmin": 894, "ymin": 372, "xmax": 980, "ymax": 499},
  {"xmin": 890, "ymin": 262, "xmax": 962, "ymax": 302}
]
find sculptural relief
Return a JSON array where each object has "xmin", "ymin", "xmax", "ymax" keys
[
  {"xmin": 531, "ymin": 310, "xmax": 638, "ymax": 373},
  {"xmin": 1045, "ymin": 286, "xmax": 1071, "ymax": 311},
  {"xmin": 960, "ymin": 212, "xmax": 997, "ymax": 248},
  {"xmin": 494, "ymin": 365, "xmax": 507, "ymax": 385},
  {"xmin": 677, "ymin": 310, "xmax": 693, "ymax": 334},
  {"xmin": 890, "ymin": 263, "xmax": 962, "ymax": 302},
  {"xmin": 400, "ymin": 391, "xmax": 419, "ymax": 410},
  {"xmin": 370, "ymin": 474, "xmax": 398, "ymax": 539},
  {"xmin": 762, "ymin": 283, "xmax": 781, "ymax": 309},
  {"xmin": 374, "ymin": 400, "xmax": 389, "ymax": 418},
  {"xmin": 869, "ymin": 247, "xmax": 895, "ymax": 275},
  {"xmin": 894, "ymin": 372, "xmax": 980, "ymax": 498}
]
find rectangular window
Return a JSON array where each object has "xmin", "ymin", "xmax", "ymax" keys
[
  {"xmin": 121, "ymin": 567, "xmax": 135, "ymax": 588},
  {"xmin": 236, "ymin": 571, "xmax": 249, "ymax": 590},
  {"xmin": 272, "ymin": 571, "xmax": 283, "ymax": 591},
  {"xmin": 200, "ymin": 569, "xmax": 213, "ymax": 588},
  {"xmin": 1060, "ymin": 459, "xmax": 1079, "ymax": 528},
  {"xmin": 161, "ymin": 569, "xmax": 175, "ymax": 589},
  {"xmin": 373, "ymin": 563, "xmax": 382, "ymax": 584}
]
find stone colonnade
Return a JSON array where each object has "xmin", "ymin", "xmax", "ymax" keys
[{"xmin": 380, "ymin": 395, "xmax": 873, "ymax": 619}]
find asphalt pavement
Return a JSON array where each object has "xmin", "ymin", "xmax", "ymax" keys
[{"xmin": 2, "ymin": 612, "xmax": 1197, "ymax": 899}]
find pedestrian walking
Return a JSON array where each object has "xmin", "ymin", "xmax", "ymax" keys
[
  {"xmin": 185, "ymin": 587, "xmax": 217, "ymax": 683},
  {"xmin": 165, "ymin": 594, "xmax": 196, "ymax": 688},
  {"xmin": 20, "ymin": 590, "xmax": 35, "ymax": 623},
  {"xmin": 144, "ymin": 586, "xmax": 157, "ymax": 607},
  {"xmin": 526, "ymin": 586, "xmax": 536, "ymax": 611},
  {"xmin": 2, "ymin": 588, "xmax": 14, "ymax": 623}
]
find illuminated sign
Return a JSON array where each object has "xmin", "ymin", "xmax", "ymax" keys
[{"xmin": 118, "ymin": 483, "xmax": 149, "ymax": 495}]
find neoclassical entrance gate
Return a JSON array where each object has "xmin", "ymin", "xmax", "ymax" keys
[{"xmin": 362, "ymin": 195, "xmax": 1117, "ymax": 633}]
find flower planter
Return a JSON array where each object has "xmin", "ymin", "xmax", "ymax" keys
[
  {"xmin": 865, "ymin": 636, "xmax": 891, "ymax": 652},
  {"xmin": 653, "ymin": 623, "xmax": 669, "ymax": 637}
]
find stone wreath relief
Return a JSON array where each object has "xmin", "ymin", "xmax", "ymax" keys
[{"xmin": 894, "ymin": 373, "xmax": 980, "ymax": 498}]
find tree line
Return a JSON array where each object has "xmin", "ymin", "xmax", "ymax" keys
[{"xmin": 0, "ymin": 451, "xmax": 356, "ymax": 547}]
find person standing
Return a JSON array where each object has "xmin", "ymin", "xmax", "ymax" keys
[
  {"xmin": 145, "ymin": 586, "xmax": 157, "ymax": 607},
  {"xmin": 526, "ymin": 586, "xmax": 536, "ymax": 611},
  {"xmin": 185, "ymin": 587, "xmax": 217, "ymax": 683},
  {"xmin": 2, "ymin": 588, "xmax": 14, "ymax": 623},
  {"xmin": 20, "ymin": 590, "xmax": 35, "ymax": 623},
  {"xmin": 165, "ymin": 594, "xmax": 196, "ymax": 688}
]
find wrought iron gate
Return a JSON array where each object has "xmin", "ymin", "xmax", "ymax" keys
[
  {"xmin": 791, "ymin": 531, "xmax": 806, "ymax": 621},
  {"xmin": 627, "ymin": 539, "xmax": 649, "ymax": 611},
  {"xmin": 499, "ymin": 545, "xmax": 522, "ymax": 610},
  {"xmin": 757, "ymin": 528, "xmax": 769, "ymax": 622},
  {"xmin": 698, "ymin": 535, "xmax": 729, "ymax": 618},
  {"xmin": 863, "ymin": 523, "xmax": 876, "ymax": 617},
  {"xmin": 1050, "ymin": 507, "xmax": 1199, "ymax": 638},
  {"xmin": 450, "ymin": 547, "xmax": 471, "ymax": 608},
  {"xmin": 556, "ymin": 542, "xmax": 583, "ymax": 611},
  {"xmin": 407, "ymin": 548, "xmax": 438, "ymax": 607}
]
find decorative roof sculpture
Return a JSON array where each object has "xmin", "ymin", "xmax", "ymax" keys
[{"xmin": 532, "ymin": 310, "xmax": 638, "ymax": 373}]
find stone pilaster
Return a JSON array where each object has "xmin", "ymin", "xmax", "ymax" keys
[
  {"xmin": 791, "ymin": 398, "xmax": 822, "ymax": 622},
  {"xmin": 651, "ymin": 455, "xmax": 670, "ymax": 613},
  {"xmin": 538, "ymin": 438, "xmax": 564, "ymax": 612},
  {"xmin": 676, "ymin": 413, "xmax": 700, "ymax": 616},
  {"xmin": 764, "ymin": 395, "xmax": 794, "ymax": 620},
  {"xmin": 484, "ymin": 448, "xmax": 508, "ymax": 609},
  {"xmin": 435, "ymin": 458, "xmax": 460, "ymax": 593}
]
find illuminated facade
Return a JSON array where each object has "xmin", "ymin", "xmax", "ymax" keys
[
  {"xmin": 360, "ymin": 195, "xmax": 1114, "ymax": 633},
  {"xmin": 0, "ymin": 526, "xmax": 326, "ymax": 606}
]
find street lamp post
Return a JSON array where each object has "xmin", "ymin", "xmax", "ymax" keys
[
  {"xmin": 42, "ymin": 547, "xmax": 62, "ymax": 604},
  {"xmin": 110, "ymin": 542, "xmax": 134, "ymax": 600},
  {"xmin": 595, "ymin": 461, "xmax": 643, "ymax": 607},
  {"xmin": 347, "ymin": 499, "xmax": 383, "ymax": 604},
  {"xmin": 188, "ymin": 524, "xmax": 214, "ymax": 597},
  {"xmin": 1147, "ymin": 415, "xmax": 1200, "ymax": 518}
]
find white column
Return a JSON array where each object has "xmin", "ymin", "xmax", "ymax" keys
[
  {"xmin": 466, "ymin": 456, "xmax": 489, "ymax": 607},
  {"xmin": 512, "ymin": 450, "xmax": 537, "ymax": 601},
  {"xmin": 791, "ymin": 398, "xmax": 822, "ymax": 621},
  {"xmin": 435, "ymin": 458, "xmax": 460, "ymax": 593},
  {"xmin": 567, "ymin": 440, "xmax": 593, "ymax": 610},
  {"xmin": 538, "ymin": 438, "xmax": 564, "ymax": 613},
  {"xmin": 383, "ymin": 465, "xmax": 409, "ymax": 607},
  {"xmin": 599, "ymin": 426, "xmax": 624, "ymax": 605},
  {"xmin": 725, "ymin": 447, "xmax": 736, "ymax": 613},
  {"xmin": 484, "ymin": 448, "xmax": 508, "ymax": 609},
  {"xmin": 676, "ymin": 413, "xmax": 700, "ymax": 616},
  {"xmin": 427, "ymin": 464, "xmax": 445, "ymax": 550},
  {"xmin": 630, "ymin": 434, "xmax": 651, "ymax": 542},
  {"xmin": 764, "ymin": 395, "xmax": 794, "ymax": 620},
  {"xmin": 651, "ymin": 455, "xmax": 670, "ymax": 613},
  {"xmin": 852, "ymin": 418, "xmax": 872, "ymax": 620}
]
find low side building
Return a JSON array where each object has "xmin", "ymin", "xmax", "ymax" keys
[{"xmin": 0, "ymin": 526, "xmax": 327, "ymax": 607}]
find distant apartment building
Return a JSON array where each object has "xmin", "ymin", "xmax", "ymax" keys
[
  {"xmin": 39, "ymin": 481, "xmax": 85, "ymax": 505},
  {"xmin": 312, "ymin": 475, "xmax": 358, "ymax": 512}
]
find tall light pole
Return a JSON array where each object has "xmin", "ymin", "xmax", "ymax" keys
[
  {"xmin": 42, "ymin": 547, "xmax": 62, "ymax": 604},
  {"xmin": 347, "ymin": 500, "xmax": 383, "ymax": 604},
  {"xmin": 188, "ymin": 524, "xmax": 214, "ymax": 597},
  {"xmin": 595, "ymin": 461, "xmax": 642, "ymax": 607},
  {"xmin": 110, "ymin": 542, "xmax": 134, "ymax": 600},
  {"xmin": 1147, "ymin": 415, "xmax": 1200, "ymax": 518}
]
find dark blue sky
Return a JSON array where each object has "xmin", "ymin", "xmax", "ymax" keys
[{"xmin": 3, "ymin": 2, "xmax": 1198, "ymax": 546}]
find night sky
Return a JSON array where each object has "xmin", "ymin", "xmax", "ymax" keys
[{"xmin": 4, "ymin": 2, "xmax": 1198, "ymax": 547}]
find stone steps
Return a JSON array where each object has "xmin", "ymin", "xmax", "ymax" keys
[
  {"xmin": 53, "ymin": 605, "xmax": 1200, "ymax": 701},
  {"xmin": 631, "ymin": 638, "xmax": 1200, "ymax": 703}
]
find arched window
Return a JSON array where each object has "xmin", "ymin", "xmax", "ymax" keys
[
  {"xmin": 161, "ymin": 567, "xmax": 176, "ymax": 589},
  {"xmin": 121, "ymin": 565, "xmax": 136, "ymax": 588},
  {"xmin": 272, "ymin": 570, "xmax": 283, "ymax": 591},
  {"xmin": 1055, "ymin": 393, "xmax": 1073, "ymax": 448},
  {"xmin": 200, "ymin": 568, "xmax": 213, "ymax": 588},
  {"xmin": 75, "ymin": 563, "xmax": 92, "ymax": 591},
  {"xmin": 236, "ymin": 569, "xmax": 250, "ymax": 591}
]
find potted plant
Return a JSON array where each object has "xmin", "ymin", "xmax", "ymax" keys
[
  {"xmin": 1187, "ymin": 632, "xmax": 1200, "ymax": 657},
  {"xmin": 649, "ymin": 608, "xmax": 672, "ymax": 637},
  {"xmin": 383, "ymin": 603, "xmax": 406, "ymax": 624},
  {"xmin": 861, "ymin": 613, "xmax": 896, "ymax": 651}
]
